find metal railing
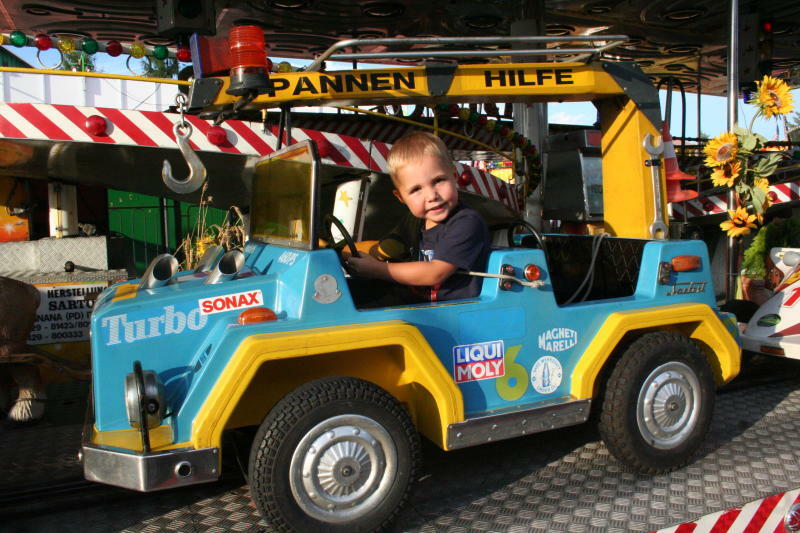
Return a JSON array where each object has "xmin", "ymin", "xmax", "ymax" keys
[{"xmin": 305, "ymin": 35, "xmax": 628, "ymax": 72}]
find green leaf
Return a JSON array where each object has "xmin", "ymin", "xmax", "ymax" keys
[
  {"xmin": 751, "ymin": 186, "xmax": 767, "ymax": 213},
  {"xmin": 741, "ymin": 131, "xmax": 758, "ymax": 151},
  {"xmin": 736, "ymin": 182, "xmax": 750, "ymax": 197},
  {"xmin": 733, "ymin": 126, "xmax": 749, "ymax": 137},
  {"xmin": 766, "ymin": 152, "xmax": 783, "ymax": 165},
  {"xmin": 760, "ymin": 158, "xmax": 780, "ymax": 177}
]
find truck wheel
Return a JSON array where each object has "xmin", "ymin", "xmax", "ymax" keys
[
  {"xmin": 598, "ymin": 331, "xmax": 714, "ymax": 474},
  {"xmin": 248, "ymin": 377, "xmax": 419, "ymax": 533}
]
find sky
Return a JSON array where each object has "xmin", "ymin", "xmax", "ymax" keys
[{"xmin": 6, "ymin": 44, "xmax": 798, "ymax": 141}]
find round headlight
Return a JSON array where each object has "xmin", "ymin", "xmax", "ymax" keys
[{"xmin": 125, "ymin": 368, "xmax": 166, "ymax": 430}]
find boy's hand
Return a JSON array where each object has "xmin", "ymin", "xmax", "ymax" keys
[{"xmin": 345, "ymin": 252, "xmax": 384, "ymax": 278}]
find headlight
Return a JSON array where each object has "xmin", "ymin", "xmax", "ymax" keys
[{"xmin": 125, "ymin": 364, "xmax": 166, "ymax": 430}]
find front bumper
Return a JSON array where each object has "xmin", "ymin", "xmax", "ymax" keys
[
  {"xmin": 81, "ymin": 397, "xmax": 220, "ymax": 492},
  {"xmin": 741, "ymin": 332, "xmax": 800, "ymax": 360}
]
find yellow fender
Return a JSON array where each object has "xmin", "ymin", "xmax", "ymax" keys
[
  {"xmin": 191, "ymin": 320, "xmax": 463, "ymax": 450},
  {"xmin": 571, "ymin": 303, "xmax": 741, "ymax": 399}
]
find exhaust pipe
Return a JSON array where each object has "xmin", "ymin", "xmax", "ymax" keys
[
  {"xmin": 195, "ymin": 245, "xmax": 224, "ymax": 273},
  {"xmin": 205, "ymin": 250, "xmax": 244, "ymax": 285},
  {"xmin": 138, "ymin": 254, "xmax": 179, "ymax": 290}
]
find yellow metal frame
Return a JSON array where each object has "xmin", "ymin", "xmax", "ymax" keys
[
  {"xmin": 190, "ymin": 320, "xmax": 463, "ymax": 451},
  {"xmin": 206, "ymin": 62, "xmax": 623, "ymax": 109},
  {"xmin": 201, "ymin": 60, "xmax": 662, "ymax": 238},
  {"xmin": 571, "ymin": 303, "xmax": 741, "ymax": 399},
  {"xmin": 597, "ymin": 98, "xmax": 664, "ymax": 238}
]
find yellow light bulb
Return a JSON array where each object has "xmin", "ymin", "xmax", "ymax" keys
[
  {"xmin": 57, "ymin": 37, "xmax": 76, "ymax": 54},
  {"xmin": 0, "ymin": 35, "xmax": 6, "ymax": 46},
  {"xmin": 278, "ymin": 61, "xmax": 293, "ymax": 73},
  {"xmin": 129, "ymin": 42, "xmax": 146, "ymax": 59}
]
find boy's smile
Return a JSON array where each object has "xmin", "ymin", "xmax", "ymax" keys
[{"xmin": 393, "ymin": 153, "xmax": 458, "ymax": 229}]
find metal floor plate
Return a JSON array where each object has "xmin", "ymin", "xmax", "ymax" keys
[{"xmin": 4, "ymin": 356, "xmax": 800, "ymax": 533}]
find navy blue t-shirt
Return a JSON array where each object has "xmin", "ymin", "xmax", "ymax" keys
[{"xmin": 418, "ymin": 204, "xmax": 490, "ymax": 301}]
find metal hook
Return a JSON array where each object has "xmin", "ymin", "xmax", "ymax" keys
[{"xmin": 162, "ymin": 121, "xmax": 207, "ymax": 194}]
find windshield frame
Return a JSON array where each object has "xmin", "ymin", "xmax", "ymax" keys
[{"xmin": 249, "ymin": 140, "xmax": 321, "ymax": 251}]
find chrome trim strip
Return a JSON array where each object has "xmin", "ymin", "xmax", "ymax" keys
[{"xmin": 447, "ymin": 398, "xmax": 591, "ymax": 450}]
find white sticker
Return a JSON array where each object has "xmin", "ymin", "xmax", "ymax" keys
[
  {"xmin": 277, "ymin": 251, "xmax": 299, "ymax": 265},
  {"xmin": 538, "ymin": 328, "xmax": 577, "ymax": 352},
  {"xmin": 198, "ymin": 289, "xmax": 264, "ymax": 315},
  {"xmin": 530, "ymin": 356, "xmax": 563, "ymax": 394},
  {"xmin": 100, "ymin": 305, "xmax": 208, "ymax": 346}
]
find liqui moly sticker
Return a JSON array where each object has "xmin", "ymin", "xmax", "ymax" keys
[
  {"xmin": 453, "ymin": 340, "xmax": 505, "ymax": 383},
  {"xmin": 199, "ymin": 290, "xmax": 264, "ymax": 315}
]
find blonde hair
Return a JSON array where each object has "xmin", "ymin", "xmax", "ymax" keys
[{"xmin": 387, "ymin": 132, "xmax": 455, "ymax": 186}]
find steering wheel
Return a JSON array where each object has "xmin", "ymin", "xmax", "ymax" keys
[
  {"xmin": 507, "ymin": 220, "xmax": 546, "ymax": 250},
  {"xmin": 322, "ymin": 214, "xmax": 358, "ymax": 264}
]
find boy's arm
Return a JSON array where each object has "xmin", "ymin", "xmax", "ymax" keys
[{"xmin": 347, "ymin": 254, "xmax": 456, "ymax": 286}]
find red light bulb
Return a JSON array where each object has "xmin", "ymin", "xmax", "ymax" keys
[
  {"xmin": 206, "ymin": 126, "xmax": 227, "ymax": 146},
  {"xmin": 176, "ymin": 45, "xmax": 191, "ymax": 63},
  {"xmin": 106, "ymin": 40, "xmax": 122, "ymax": 57},
  {"xmin": 34, "ymin": 34, "xmax": 52, "ymax": 51},
  {"xmin": 85, "ymin": 115, "xmax": 107, "ymax": 136},
  {"xmin": 458, "ymin": 169, "xmax": 472, "ymax": 187}
]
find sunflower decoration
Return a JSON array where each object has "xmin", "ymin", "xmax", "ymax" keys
[
  {"xmin": 720, "ymin": 207, "xmax": 758, "ymax": 237},
  {"xmin": 704, "ymin": 131, "xmax": 739, "ymax": 168},
  {"xmin": 755, "ymin": 75, "xmax": 794, "ymax": 119},
  {"xmin": 704, "ymin": 75, "xmax": 795, "ymax": 237},
  {"xmin": 710, "ymin": 160, "xmax": 741, "ymax": 188}
]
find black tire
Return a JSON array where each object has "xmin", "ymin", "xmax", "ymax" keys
[
  {"xmin": 598, "ymin": 331, "xmax": 715, "ymax": 474},
  {"xmin": 248, "ymin": 377, "xmax": 420, "ymax": 533}
]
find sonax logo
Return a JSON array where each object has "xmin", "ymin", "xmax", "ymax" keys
[{"xmin": 199, "ymin": 290, "xmax": 264, "ymax": 315}]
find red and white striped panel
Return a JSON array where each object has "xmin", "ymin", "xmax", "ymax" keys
[
  {"xmin": 670, "ymin": 182, "xmax": 800, "ymax": 219},
  {"xmin": 654, "ymin": 489, "xmax": 800, "ymax": 533},
  {"xmin": 455, "ymin": 163, "xmax": 518, "ymax": 213},
  {"xmin": 0, "ymin": 102, "xmax": 518, "ymax": 211}
]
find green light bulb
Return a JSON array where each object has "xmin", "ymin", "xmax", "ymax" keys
[
  {"xmin": 153, "ymin": 44, "xmax": 168, "ymax": 60},
  {"xmin": 9, "ymin": 31, "xmax": 26, "ymax": 47},
  {"xmin": 81, "ymin": 37, "xmax": 99, "ymax": 55}
]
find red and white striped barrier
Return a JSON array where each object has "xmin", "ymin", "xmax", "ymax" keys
[
  {"xmin": 0, "ymin": 102, "xmax": 518, "ymax": 211},
  {"xmin": 670, "ymin": 182, "xmax": 800, "ymax": 220},
  {"xmin": 654, "ymin": 489, "xmax": 800, "ymax": 533}
]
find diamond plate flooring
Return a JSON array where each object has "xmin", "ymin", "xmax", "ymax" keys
[{"xmin": 3, "ymin": 356, "xmax": 800, "ymax": 533}]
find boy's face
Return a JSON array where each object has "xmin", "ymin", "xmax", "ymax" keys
[{"xmin": 393, "ymin": 153, "xmax": 458, "ymax": 229}]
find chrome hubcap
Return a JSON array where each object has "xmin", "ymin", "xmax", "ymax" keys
[
  {"xmin": 290, "ymin": 414, "xmax": 397, "ymax": 523},
  {"xmin": 637, "ymin": 361, "xmax": 701, "ymax": 449}
]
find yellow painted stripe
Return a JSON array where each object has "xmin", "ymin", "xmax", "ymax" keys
[
  {"xmin": 112, "ymin": 283, "xmax": 138, "ymax": 302},
  {"xmin": 191, "ymin": 320, "xmax": 463, "ymax": 450},
  {"xmin": 90, "ymin": 424, "xmax": 187, "ymax": 451},
  {"xmin": 571, "ymin": 303, "xmax": 741, "ymax": 399},
  {"xmin": 0, "ymin": 66, "xmax": 191, "ymax": 85}
]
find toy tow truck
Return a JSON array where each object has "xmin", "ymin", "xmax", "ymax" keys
[{"xmin": 81, "ymin": 37, "xmax": 741, "ymax": 532}]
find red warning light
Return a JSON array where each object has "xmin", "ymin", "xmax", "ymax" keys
[{"xmin": 761, "ymin": 21, "xmax": 773, "ymax": 33}]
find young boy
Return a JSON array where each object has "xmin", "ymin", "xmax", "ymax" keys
[{"xmin": 346, "ymin": 131, "xmax": 490, "ymax": 301}]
